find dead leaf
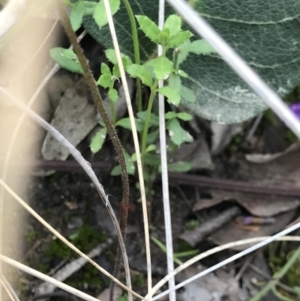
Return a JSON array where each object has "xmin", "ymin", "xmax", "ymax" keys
[
  {"xmin": 176, "ymin": 265, "xmax": 246, "ymax": 301},
  {"xmin": 208, "ymin": 210, "xmax": 294, "ymax": 250},
  {"xmin": 193, "ymin": 191, "xmax": 300, "ymax": 217},
  {"xmin": 97, "ymin": 287, "xmax": 122, "ymax": 301},
  {"xmin": 211, "ymin": 122, "xmax": 242, "ymax": 155},
  {"xmin": 172, "ymin": 135, "xmax": 213, "ymax": 170}
]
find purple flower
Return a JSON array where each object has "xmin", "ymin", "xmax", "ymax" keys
[{"xmin": 290, "ymin": 102, "xmax": 300, "ymax": 120}]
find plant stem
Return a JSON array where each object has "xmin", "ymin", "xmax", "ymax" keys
[
  {"xmin": 109, "ymin": 98, "xmax": 116, "ymax": 125},
  {"xmin": 249, "ymin": 246, "xmax": 300, "ymax": 301},
  {"xmin": 141, "ymin": 80, "xmax": 158, "ymax": 156},
  {"xmin": 121, "ymin": 0, "xmax": 142, "ymax": 111}
]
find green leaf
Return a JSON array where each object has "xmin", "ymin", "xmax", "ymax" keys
[
  {"xmin": 181, "ymin": 85, "xmax": 196, "ymax": 103},
  {"xmin": 126, "ymin": 64, "xmax": 153, "ymax": 87},
  {"xmin": 108, "ymin": 88, "xmax": 118, "ymax": 102},
  {"xmin": 137, "ymin": 111, "xmax": 159, "ymax": 127},
  {"xmin": 90, "ymin": 127, "xmax": 107, "ymax": 153},
  {"xmin": 97, "ymin": 74, "xmax": 111, "ymax": 88},
  {"xmin": 83, "ymin": 1, "xmax": 97, "ymax": 14},
  {"xmin": 70, "ymin": 0, "xmax": 85, "ymax": 31},
  {"xmin": 111, "ymin": 149, "xmax": 135, "ymax": 175},
  {"xmin": 147, "ymin": 130, "xmax": 159, "ymax": 144},
  {"xmin": 152, "ymin": 56, "xmax": 173, "ymax": 80},
  {"xmin": 146, "ymin": 144, "xmax": 156, "ymax": 152},
  {"xmin": 158, "ymin": 29, "xmax": 170, "ymax": 47},
  {"xmin": 101, "ymin": 63, "xmax": 112, "ymax": 76},
  {"xmin": 93, "ymin": 0, "xmax": 120, "ymax": 29},
  {"xmin": 163, "ymin": 15, "xmax": 182, "ymax": 36},
  {"xmin": 50, "ymin": 48, "xmax": 83, "ymax": 74},
  {"xmin": 176, "ymin": 112, "xmax": 193, "ymax": 121},
  {"xmin": 168, "ymin": 161, "xmax": 192, "ymax": 172},
  {"xmin": 167, "ymin": 118, "xmax": 193, "ymax": 146},
  {"xmin": 136, "ymin": 15, "xmax": 161, "ymax": 44},
  {"xmin": 84, "ymin": 0, "xmax": 300, "ymax": 123},
  {"xmin": 168, "ymin": 74, "xmax": 181, "ymax": 93},
  {"xmin": 165, "ymin": 112, "xmax": 177, "ymax": 119},
  {"xmin": 157, "ymin": 86, "xmax": 181, "ymax": 106},
  {"xmin": 116, "ymin": 117, "xmax": 144, "ymax": 132},
  {"xmin": 105, "ymin": 49, "xmax": 118, "ymax": 64},
  {"xmin": 167, "ymin": 31, "xmax": 193, "ymax": 48},
  {"xmin": 188, "ymin": 39, "xmax": 215, "ymax": 55}
]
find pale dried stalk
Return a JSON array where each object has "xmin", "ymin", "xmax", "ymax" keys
[
  {"xmin": 0, "ymin": 255, "xmax": 101, "ymax": 301},
  {"xmin": 0, "ymin": 178, "xmax": 144, "ymax": 299},
  {"xmin": 103, "ymin": 1, "xmax": 151, "ymax": 300},
  {"xmin": 150, "ymin": 226, "xmax": 300, "ymax": 300},
  {"xmin": 157, "ymin": 1, "xmax": 175, "ymax": 301}
]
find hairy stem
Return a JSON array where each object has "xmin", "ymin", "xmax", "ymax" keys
[
  {"xmin": 141, "ymin": 80, "xmax": 159, "ymax": 156},
  {"xmin": 121, "ymin": 0, "xmax": 142, "ymax": 111},
  {"xmin": 57, "ymin": 0, "xmax": 130, "ymax": 289}
]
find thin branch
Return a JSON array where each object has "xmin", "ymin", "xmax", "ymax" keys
[
  {"xmin": 0, "ymin": 0, "xmax": 29, "ymax": 41},
  {"xmin": 0, "ymin": 89, "xmax": 142, "ymax": 300},
  {"xmin": 157, "ymin": 1, "xmax": 175, "ymax": 301},
  {"xmin": 146, "ymin": 235, "xmax": 300, "ymax": 300},
  {"xmin": 0, "ymin": 275, "xmax": 20, "ymax": 301},
  {"xmin": 0, "ymin": 255, "xmax": 102, "ymax": 301},
  {"xmin": 166, "ymin": 0, "xmax": 300, "ymax": 138},
  {"xmin": 102, "ymin": 1, "xmax": 151, "ymax": 301}
]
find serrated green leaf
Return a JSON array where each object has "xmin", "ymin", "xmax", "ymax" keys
[
  {"xmin": 146, "ymin": 144, "xmax": 156, "ymax": 152},
  {"xmin": 126, "ymin": 64, "xmax": 153, "ymax": 87},
  {"xmin": 176, "ymin": 112, "xmax": 193, "ymax": 121},
  {"xmin": 90, "ymin": 127, "xmax": 107, "ymax": 153},
  {"xmin": 181, "ymin": 85, "xmax": 196, "ymax": 103},
  {"xmin": 101, "ymin": 62, "xmax": 112, "ymax": 76},
  {"xmin": 188, "ymin": 39, "xmax": 215, "ymax": 55},
  {"xmin": 111, "ymin": 149, "xmax": 135, "ymax": 175},
  {"xmin": 167, "ymin": 31, "xmax": 193, "ymax": 48},
  {"xmin": 168, "ymin": 161, "xmax": 192, "ymax": 172},
  {"xmin": 165, "ymin": 112, "xmax": 177, "ymax": 119},
  {"xmin": 168, "ymin": 74, "xmax": 181, "ymax": 92},
  {"xmin": 108, "ymin": 88, "xmax": 118, "ymax": 102},
  {"xmin": 113, "ymin": 64, "xmax": 120, "ymax": 77},
  {"xmin": 152, "ymin": 56, "xmax": 173, "ymax": 80},
  {"xmin": 84, "ymin": 0, "xmax": 300, "ymax": 123},
  {"xmin": 158, "ymin": 29, "xmax": 170, "ymax": 47},
  {"xmin": 97, "ymin": 74, "xmax": 111, "ymax": 88},
  {"xmin": 136, "ymin": 15, "xmax": 161, "ymax": 43},
  {"xmin": 137, "ymin": 111, "xmax": 159, "ymax": 126},
  {"xmin": 167, "ymin": 118, "xmax": 193, "ymax": 146},
  {"xmin": 70, "ymin": 0, "xmax": 85, "ymax": 31},
  {"xmin": 50, "ymin": 48, "xmax": 83, "ymax": 74},
  {"xmin": 105, "ymin": 49, "xmax": 117, "ymax": 64},
  {"xmin": 157, "ymin": 86, "xmax": 181, "ymax": 106},
  {"xmin": 83, "ymin": 1, "xmax": 97, "ymax": 14},
  {"xmin": 164, "ymin": 15, "xmax": 182, "ymax": 36},
  {"xmin": 93, "ymin": 0, "xmax": 120, "ymax": 28},
  {"xmin": 116, "ymin": 117, "xmax": 143, "ymax": 132}
]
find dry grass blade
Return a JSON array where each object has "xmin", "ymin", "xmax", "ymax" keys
[
  {"xmin": 0, "ymin": 179, "xmax": 143, "ymax": 300},
  {"xmin": 157, "ymin": 1, "xmax": 175, "ymax": 301},
  {"xmin": 0, "ymin": 275, "xmax": 20, "ymax": 301},
  {"xmin": 147, "ymin": 235, "xmax": 300, "ymax": 299},
  {"xmin": 0, "ymin": 255, "xmax": 101, "ymax": 301},
  {"xmin": 103, "ymin": 1, "xmax": 151, "ymax": 300}
]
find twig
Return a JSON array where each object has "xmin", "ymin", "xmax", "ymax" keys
[
  {"xmin": 0, "ymin": 255, "xmax": 102, "ymax": 301},
  {"xmin": 157, "ymin": 1, "xmax": 176, "ymax": 301},
  {"xmin": 0, "ymin": 0, "xmax": 29, "ymax": 41},
  {"xmin": 166, "ymin": 0, "xmax": 300, "ymax": 138},
  {"xmin": 0, "ymin": 90, "xmax": 141, "ymax": 300},
  {"xmin": 102, "ymin": 1, "xmax": 151, "ymax": 301},
  {"xmin": 146, "ymin": 235, "xmax": 300, "ymax": 300},
  {"xmin": 35, "ymin": 239, "xmax": 113, "ymax": 296},
  {"xmin": 180, "ymin": 206, "xmax": 241, "ymax": 246},
  {"xmin": 0, "ymin": 275, "xmax": 20, "ymax": 301},
  {"xmin": 57, "ymin": 4, "xmax": 132, "ymax": 300},
  {"xmin": 249, "ymin": 245, "xmax": 300, "ymax": 301}
]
